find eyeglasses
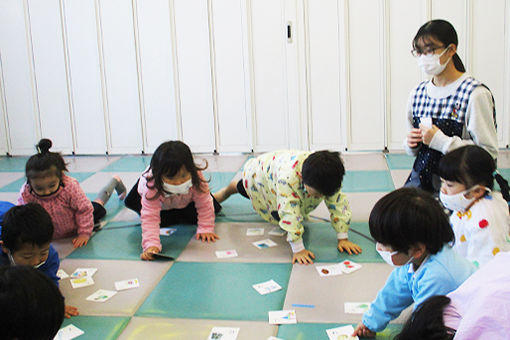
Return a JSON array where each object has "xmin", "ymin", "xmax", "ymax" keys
[{"xmin": 411, "ymin": 45, "xmax": 445, "ymax": 57}]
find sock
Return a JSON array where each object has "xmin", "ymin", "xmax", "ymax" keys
[{"xmin": 113, "ymin": 175, "xmax": 127, "ymax": 200}]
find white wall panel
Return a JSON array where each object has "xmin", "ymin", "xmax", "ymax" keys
[
  {"xmin": 99, "ymin": 0, "xmax": 143, "ymax": 154},
  {"xmin": 250, "ymin": 0, "xmax": 290, "ymax": 151},
  {"xmin": 0, "ymin": 60, "xmax": 9, "ymax": 154},
  {"xmin": 174, "ymin": 0, "xmax": 215, "ymax": 153},
  {"xmin": 211, "ymin": 0, "xmax": 251, "ymax": 152},
  {"xmin": 305, "ymin": 0, "xmax": 342, "ymax": 150},
  {"xmin": 136, "ymin": 0, "xmax": 178, "ymax": 153},
  {"xmin": 347, "ymin": 0, "xmax": 384, "ymax": 150},
  {"xmin": 471, "ymin": 0, "xmax": 506, "ymax": 146},
  {"xmin": 64, "ymin": 0, "xmax": 107, "ymax": 154},
  {"xmin": 28, "ymin": 0, "xmax": 73, "ymax": 153},
  {"xmin": 387, "ymin": 0, "xmax": 425, "ymax": 149},
  {"xmin": 0, "ymin": 0, "xmax": 39, "ymax": 155}
]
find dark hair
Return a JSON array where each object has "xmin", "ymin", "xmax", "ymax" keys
[
  {"xmin": 145, "ymin": 140, "xmax": 208, "ymax": 198},
  {"xmin": 438, "ymin": 145, "xmax": 510, "ymax": 201},
  {"xmin": 0, "ymin": 265, "xmax": 64, "ymax": 340},
  {"xmin": 369, "ymin": 188, "xmax": 454, "ymax": 254},
  {"xmin": 1, "ymin": 204, "xmax": 54, "ymax": 252},
  {"xmin": 413, "ymin": 19, "xmax": 465, "ymax": 72},
  {"xmin": 25, "ymin": 139, "xmax": 68, "ymax": 182},
  {"xmin": 302, "ymin": 151, "xmax": 345, "ymax": 197},
  {"xmin": 395, "ymin": 295, "xmax": 455, "ymax": 340}
]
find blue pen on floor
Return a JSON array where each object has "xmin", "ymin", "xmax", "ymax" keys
[{"xmin": 291, "ymin": 303, "xmax": 315, "ymax": 308}]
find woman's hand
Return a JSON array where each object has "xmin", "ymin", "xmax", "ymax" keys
[
  {"xmin": 419, "ymin": 123, "xmax": 439, "ymax": 145},
  {"xmin": 407, "ymin": 128, "xmax": 423, "ymax": 148}
]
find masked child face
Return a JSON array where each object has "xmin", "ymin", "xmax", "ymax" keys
[
  {"xmin": 2, "ymin": 241, "xmax": 51, "ymax": 268},
  {"xmin": 29, "ymin": 174, "xmax": 61, "ymax": 197}
]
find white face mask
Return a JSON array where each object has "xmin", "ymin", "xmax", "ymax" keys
[
  {"xmin": 417, "ymin": 46, "xmax": 451, "ymax": 76},
  {"xmin": 163, "ymin": 178, "xmax": 192, "ymax": 195},
  {"xmin": 8, "ymin": 252, "xmax": 46, "ymax": 269},
  {"xmin": 439, "ymin": 185, "xmax": 489, "ymax": 212},
  {"xmin": 376, "ymin": 243, "xmax": 412, "ymax": 267}
]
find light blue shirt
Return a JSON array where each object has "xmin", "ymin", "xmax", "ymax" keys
[{"xmin": 362, "ymin": 245, "xmax": 476, "ymax": 332}]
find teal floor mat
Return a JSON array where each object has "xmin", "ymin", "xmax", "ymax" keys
[
  {"xmin": 59, "ymin": 316, "xmax": 130, "ymax": 340},
  {"xmin": 136, "ymin": 262, "xmax": 292, "ymax": 320},
  {"xmin": 0, "ymin": 172, "xmax": 94, "ymax": 192},
  {"xmin": 277, "ymin": 322, "xmax": 402, "ymax": 339},
  {"xmin": 342, "ymin": 171, "xmax": 395, "ymax": 192},
  {"xmin": 0, "ymin": 156, "xmax": 29, "ymax": 172},
  {"xmin": 303, "ymin": 222, "xmax": 381, "ymax": 263},
  {"xmin": 385, "ymin": 154, "xmax": 415, "ymax": 170},
  {"xmin": 100, "ymin": 156, "xmax": 152, "ymax": 172},
  {"xmin": 67, "ymin": 223, "xmax": 195, "ymax": 260}
]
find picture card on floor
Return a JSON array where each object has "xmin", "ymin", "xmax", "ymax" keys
[
  {"xmin": 215, "ymin": 250, "xmax": 238, "ymax": 259},
  {"xmin": 54, "ymin": 324, "xmax": 84, "ymax": 340},
  {"xmin": 71, "ymin": 268, "xmax": 97, "ymax": 278},
  {"xmin": 344, "ymin": 302, "xmax": 371, "ymax": 314},
  {"xmin": 326, "ymin": 325, "xmax": 359, "ymax": 340},
  {"xmin": 246, "ymin": 227, "xmax": 265, "ymax": 236},
  {"xmin": 252, "ymin": 279, "xmax": 282, "ymax": 295},
  {"xmin": 267, "ymin": 337, "xmax": 284, "ymax": 340},
  {"xmin": 86, "ymin": 289, "xmax": 117, "ymax": 302},
  {"xmin": 57, "ymin": 269, "xmax": 69, "ymax": 279},
  {"xmin": 207, "ymin": 327, "xmax": 240, "ymax": 340},
  {"xmin": 253, "ymin": 239, "xmax": 277, "ymax": 249},
  {"xmin": 315, "ymin": 263, "xmax": 344, "ymax": 277},
  {"xmin": 149, "ymin": 252, "xmax": 175, "ymax": 261},
  {"xmin": 70, "ymin": 276, "xmax": 94, "ymax": 289},
  {"xmin": 268, "ymin": 227, "xmax": 286, "ymax": 236},
  {"xmin": 340, "ymin": 260, "xmax": 362, "ymax": 274},
  {"xmin": 268, "ymin": 310, "xmax": 297, "ymax": 324},
  {"xmin": 160, "ymin": 227, "xmax": 177, "ymax": 236},
  {"xmin": 115, "ymin": 278, "xmax": 140, "ymax": 291}
]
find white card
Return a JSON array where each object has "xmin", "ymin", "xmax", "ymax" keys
[
  {"xmin": 253, "ymin": 239, "xmax": 278, "ymax": 249},
  {"xmin": 268, "ymin": 310, "xmax": 297, "ymax": 324},
  {"xmin": 207, "ymin": 327, "xmax": 240, "ymax": 340},
  {"xmin": 160, "ymin": 227, "xmax": 177, "ymax": 236},
  {"xmin": 115, "ymin": 278, "xmax": 140, "ymax": 291},
  {"xmin": 268, "ymin": 227, "xmax": 286, "ymax": 236},
  {"xmin": 54, "ymin": 324, "xmax": 84, "ymax": 340},
  {"xmin": 71, "ymin": 268, "xmax": 97, "ymax": 278},
  {"xmin": 344, "ymin": 302, "xmax": 371, "ymax": 314},
  {"xmin": 340, "ymin": 260, "xmax": 362, "ymax": 274},
  {"xmin": 420, "ymin": 117, "xmax": 432, "ymax": 128},
  {"xmin": 267, "ymin": 337, "xmax": 284, "ymax": 340},
  {"xmin": 57, "ymin": 269, "xmax": 69, "ymax": 279},
  {"xmin": 70, "ymin": 276, "xmax": 94, "ymax": 289},
  {"xmin": 252, "ymin": 279, "xmax": 282, "ymax": 295},
  {"xmin": 215, "ymin": 250, "xmax": 238, "ymax": 259},
  {"xmin": 86, "ymin": 289, "xmax": 117, "ymax": 302},
  {"xmin": 246, "ymin": 228, "xmax": 265, "ymax": 236},
  {"xmin": 326, "ymin": 325, "xmax": 359, "ymax": 340},
  {"xmin": 315, "ymin": 263, "xmax": 344, "ymax": 277}
]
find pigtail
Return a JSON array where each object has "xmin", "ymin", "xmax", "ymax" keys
[
  {"xmin": 26, "ymin": 139, "xmax": 68, "ymax": 181},
  {"xmin": 494, "ymin": 171, "xmax": 510, "ymax": 202},
  {"xmin": 36, "ymin": 138, "xmax": 52, "ymax": 154}
]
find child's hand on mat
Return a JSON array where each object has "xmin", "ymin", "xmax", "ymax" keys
[
  {"xmin": 406, "ymin": 128, "xmax": 423, "ymax": 148},
  {"xmin": 353, "ymin": 322, "xmax": 376, "ymax": 338},
  {"xmin": 292, "ymin": 249, "xmax": 315, "ymax": 265},
  {"xmin": 72, "ymin": 234, "xmax": 90, "ymax": 248},
  {"xmin": 419, "ymin": 123, "xmax": 439, "ymax": 145},
  {"xmin": 337, "ymin": 239, "xmax": 362, "ymax": 255},
  {"xmin": 64, "ymin": 305, "xmax": 79, "ymax": 318},
  {"xmin": 140, "ymin": 246, "xmax": 160, "ymax": 261},
  {"xmin": 196, "ymin": 232, "xmax": 220, "ymax": 243}
]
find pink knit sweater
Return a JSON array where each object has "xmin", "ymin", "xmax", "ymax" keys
[
  {"xmin": 138, "ymin": 170, "xmax": 215, "ymax": 251},
  {"xmin": 17, "ymin": 174, "xmax": 94, "ymax": 239}
]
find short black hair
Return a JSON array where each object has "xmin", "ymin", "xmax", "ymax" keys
[
  {"xmin": 1, "ymin": 204, "xmax": 54, "ymax": 252},
  {"xmin": 25, "ymin": 139, "xmax": 68, "ymax": 181},
  {"xmin": 369, "ymin": 188, "xmax": 454, "ymax": 254},
  {"xmin": 302, "ymin": 151, "xmax": 345, "ymax": 197},
  {"xmin": 0, "ymin": 265, "xmax": 64, "ymax": 340},
  {"xmin": 395, "ymin": 295, "xmax": 455, "ymax": 340}
]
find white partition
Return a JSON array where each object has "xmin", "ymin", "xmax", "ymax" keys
[
  {"xmin": 136, "ymin": 0, "xmax": 178, "ymax": 153},
  {"xmin": 347, "ymin": 0, "xmax": 385, "ymax": 150},
  {"xmin": 99, "ymin": 0, "xmax": 143, "ymax": 154},
  {"xmin": 387, "ymin": 0, "xmax": 425, "ymax": 150},
  {"xmin": 0, "ymin": 60, "xmax": 9, "ymax": 154},
  {"xmin": 173, "ymin": 0, "xmax": 215, "ymax": 153},
  {"xmin": 305, "ymin": 0, "xmax": 343, "ymax": 150},
  {"xmin": 210, "ymin": 0, "xmax": 252, "ymax": 152},
  {"xmin": 64, "ymin": 0, "xmax": 107, "ymax": 154},
  {"xmin": 0, "ymin": 0, "xmax": 39, "ymax": 155}
]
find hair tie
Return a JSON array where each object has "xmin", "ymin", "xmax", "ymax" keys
[{"xmin": 493, "ymin": 170, "xmax": 499, "ymax": 178}]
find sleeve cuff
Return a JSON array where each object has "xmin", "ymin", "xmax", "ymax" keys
[
  {"xmin": 337, "ymin": 232, "xmax": 348, "ymax": 240},
  {"xmin": 429, "ymin": 129, "xmax": 451, "ymax": 154},
  {"xmin": 289, "ymin": 239, "xmax": 305, "ymax": 253},
  {"xmin": 197, "ymin": 225, "xmax": 215, "ymax": 234}
]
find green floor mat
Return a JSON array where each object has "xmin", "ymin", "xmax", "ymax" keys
[
  {"xmin": 303, "ymin": 222, "xmax": 382, "ymax": 263},
  {"xmin": 277, "ymin": 322, "xmax": 402, "ymax": 339},
  {"xmin": 100, "ymin": 156, "xmax": 152, "ymax": 172},
  {"xmin": 136, "ymin": 262, "xmax": 292, "ymax": 320},
  {"xmin": 0, "ymin": 172, "xmax": 94, "ymax": 192},
  {"xmin": 384, "ymin": 154, "xmax": 415, "ymax": 170},
  {"xmin": 0, "ymin": 157, "xmax": 29, "ymax": 172},
  {"xmin": 342, "ymin": 171, "xmax": 395, "ymax": 192},
  {"xmin": 58, "ymin": 316, "xmax": 130, "ymax": 340},
  {"xmin": 67, "ymin": 223, "xmax": 195, "ymax": 260}
]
